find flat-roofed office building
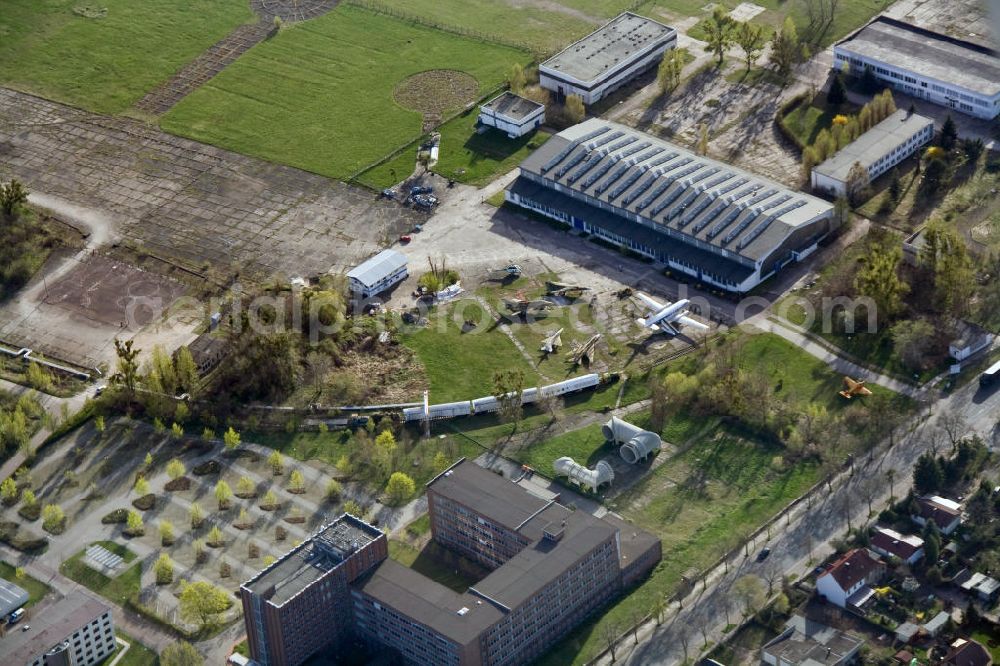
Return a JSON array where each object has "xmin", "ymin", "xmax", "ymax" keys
[
  {"xmin": 834, "ymin": 16, "xmax": 1000, "ymax": 120},
  {"xmin": 811, "ymin": 109, "xmax": 934, "ymax": 196},
  {"xmin": 539, "ymin": 12, "xmax": 677, "ymax": 105},
  {"xmin": 5, "ymin": 592, "xmax": 116, "ymax": 666},
  {"xmin": 241, "ymin": 460, "xmax": 661, "ymax": 666},
  {"xmin": 507, "ymin": 118, "xmax": 835, "ymax": 292},
  {"xmin": 241, "ymin": 515, "xmax": 388, "ymax": 666}
]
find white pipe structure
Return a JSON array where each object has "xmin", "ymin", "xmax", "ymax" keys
[
  {"xmin": 602, "ymin": 417, "xmax": 661, "ymax": 464},
  {"xmin": 553, "ymin": 457, "xmax": 614, "ymax": 493}
]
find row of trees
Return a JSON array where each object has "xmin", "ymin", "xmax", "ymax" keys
[
  {"xmin": 800, "ymin": 89, "xmax": 898, "ymax": 189},
  {"xmin": 699, "ymin": 11, "xmax": 807, "ymax": 80}
]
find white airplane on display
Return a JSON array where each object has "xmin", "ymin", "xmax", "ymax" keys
[{"xmin": 634, "ymin": 292, "xmax": 709, "ymax": 336}]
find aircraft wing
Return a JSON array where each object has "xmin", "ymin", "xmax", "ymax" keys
[
  {"xmin": 636, "ymin": 292, "xmax": 665, "ymax": 312},
  {"xmin": 677, "ymin": 315, "xmax": 709, "ymax": 332}
]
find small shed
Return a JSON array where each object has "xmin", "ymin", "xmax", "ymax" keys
[
  {"xmin": 922, "ymin": 611, "xmax": 950, "ymax": 637},
  {"xmin": 949, "ymin": 321, "xmax": 993, "ymax": 362}
]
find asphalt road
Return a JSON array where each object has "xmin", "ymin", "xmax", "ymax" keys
[{"xmin": 608, "ymin": 376, "xmax": 1000, "ymax": 665}]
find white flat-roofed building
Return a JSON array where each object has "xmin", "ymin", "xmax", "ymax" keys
[
  {"xmin": 478, "ymin": 92, "xmax": 545, "ymax": 138},
  {"xmin": 5, "ymin": 592, "xmax": 116, "ymax": 666},
  {"xmin": 507, "ymin": 118, "xmax": 835, "ymax": 293},
  {"xmin": 346, "ymin": 249, "xmax": 408, "ymax": 299},
  {"xmin": 834, "ymin": 16, "xmax": 1000, "ymax": 120},
  {"xmin": 811, "ymin": 109, "xmax": 934, "ymax": 196},
  {"xmin": 539, "ymin": 12, "xmax": 677, "ymax": 105}
]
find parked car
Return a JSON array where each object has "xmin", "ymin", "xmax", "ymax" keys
[
  {"xmin": 756, "ymin": 547, "xmax": 772, "ymax": 562},
  {"xmin": 399, "ymin": 234, "xmax": 412, "ymax": 243},
  {"xmin": 410, "ymin": 185, "xmax": 433, "ymax": 195},
  {"xmin": 412, "ymin": 194, "xmax": 438, "ymax": 208},
  {"xmin": 412, "ymin": 224, "xmax": 424, "ymax": 232},
  {"xmin": 8, "ymin": 608, "xmax": 24, "ymax": 624},
  {"xmin": 381, "ymin": 188, "xmax": 395, "ymax": 199}
]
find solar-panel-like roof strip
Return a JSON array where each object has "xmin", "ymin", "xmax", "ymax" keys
[
  {"xmin": 737, "ymin": 200, "xmax": 808, "ymax": 250},
  {"xmin": 706, "ymin": 207, "xmax": 744, "ymax": 239},
  {"xmin": 690, "ymin": 198, "xmax": 730, "ymax": 232},
  {"xmin": 661, "ymin": 188, "xmax": 698, "ymax": 220},
  {"xmin": 677, "ymin": 192, "xmax": 714, "ymax": 225},
  {"xmin": 556, "ymin": 147, "xmax": 590, "ymax": 178},
  {"xmin": 540, "ymin": 125, "xmax": 612, "ymax": 173}
]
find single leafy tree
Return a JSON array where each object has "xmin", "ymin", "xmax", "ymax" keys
[
  {"xmin": 288, "ymin": 469, "xmax": 305, "ymax": 493},
  {"xmin": 135, "ymin": 476, "xmax": 150, "ymax": 495},
  {"xmin": 940, "ymin": 115, "xmax": 958, "ymax": 150},
  {"xmin": 325, "ymin": 479, "xmax": 342, "ymax": 502},
  {"xmin": 827, "ymin": 74, "xmax": 847, "ymax": 106},
  {"xmin": 111, "ymin": 339, "xmax": 141, "ymax": 402},
  {"xmin": 174, "ymin": 347, "xmax": 198, "ymax": 393},
  {"xmin": 0, "ymin": 179, "xmax": 29, "ymax": 216},
  {"xmin": 223, "ymin": 427, "xmax": 240, "ymax": 450},
  {"xmin": 166, "ymin": 458, "xmax": 186, "ymax": 480},
  {"xmin": 343, "ymin": 500, "xmax": 363, "ymax": 517},
  {"xmin": 143, "ymin": 452, "xmax": 153, "ymax": 468},
  {"xmin": 125, "ymin": 509, "xmax": 144, "ymax": 536},
  {"xmin": 160, "ymin": 641, "xmax": 203, "ymax": 666},
  {"xmin": 374, "ymin": 430, "xmax": 397, "ymax": 475},
  {"xmin": 0, "ymin": 478, "xmax": 16, "ymax": 503},
  {"xmin": 701, "ymin": 8, "xmax": 734, "ymax": 66},
  {"xmin": 155, "ymin": 553, "xmax": 174, "ymax": 585},
  {"xmin": 263, "ymin": 555, "xmax": 277, "ymax": 567},
  {"xmin": 21, "ymin": 489, "xmax": 36, "ymax": 506},
  {"xmin": 507, "ymin": 63, "xmax": 527, "ymax": 95},
  {"xmin": 385, "ymin": 472, "xmax": 416, "ymax": 505},
  {"xmin": 769, "ymin": 17, "xmax": 802, "ymax": 80},
  {"xmin": 261, "ymin": 490, "xmax": 279, "ymax": 510},
  {"xmin": 215, "ymin": 480, "xmax": 233, "ymax": 509},
  {"xmin": 202, "ymin": 428, "xmax": 215, "ymax": 441},
  {"xmin": 564, "ymin": 94, "xmax": 585, "ymax": 124},
  {"xmin": 178, "ymin": 581, "xmax": 232, "ymax": 630},
  {"xmin": 236, "ymin": 507, "xmax": 251, "ymax": 528},
  {"xmin": 734, "ymin": 21, "xmax": 765, "ymax": 73},
  {"xmin": 207, "ymin": 525, "xmax": 224, "ymax": 547},
  {"xmin": 190, "ymin": 502, "xmax": 205, "ymax": 528},
  {"xmin": 42, "ymin": 504, "xmax": 65, "ymax": 532},
  {"xmin": 171, "ymin": 423, "xmax": 184, "ymax": 440},
  {"xmin": 236, "ymin": 476, "xmax": 255, "ymax": 497},
  {"xmin": 160, "ymin": 519, "xmax": 175, "ymax": 545},
  {"xmin": 268, "ymin": 450, "xmax": 284, "ymax": 476}
]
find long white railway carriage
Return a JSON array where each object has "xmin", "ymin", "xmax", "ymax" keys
[{"xmin": 404, "ymin": 374, "xmax": 601, "ymax": 422}]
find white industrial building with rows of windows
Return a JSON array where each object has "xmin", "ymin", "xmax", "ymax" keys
[
  {"xmin": 539, "ymin": 12, "xmax": 677, "ymax": 105},
  {"xmin": 811, "ymin": 109, "xmax": 934, "ymax": 197},
  {"xmin": 508, "ymin": 118, "xmax": 835, "ymax": 292},
  {"xmin": 834, "ymin": 16, "xmax": 1000, "ymax": 120}
]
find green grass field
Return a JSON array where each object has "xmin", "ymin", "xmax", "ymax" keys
[
  {"xmin": 0, "ymin": 560, "xmax": 50, "ymax": 607},
  {"xmin": 401, "ymin": 298, "xmax": 541, "ymax": 402},
  {"xmin": 162, "ymin": 6, "xmax": 529, "ymax": 181},
  {"xmin": 536, "ymin": 415, "xmax": 820, "ymax": 665},
  {"xmin": 652, "ymin": 0, "xmax": 891, "ymax": 48},
  {"xmin": 433, "ymin": 115, "xmax": 552, "ymax": 186},
  {"xmin": 60, "ymin": 541, "xmax": 141, "ymax": 605},
  {"xmin": 97, "ymin": 632, "xmax": 159, "ymax": 666},
  {"xmin": 366, "ymin": 0, "xmax": 617, "ymax": 54},
  {"xmin": 0, "ymin": 0, "xmax": 254, "ymax": 114}
]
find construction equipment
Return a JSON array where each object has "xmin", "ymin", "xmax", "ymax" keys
[{"xmin": 487, "ymin": 263, "xmax": 523, "ymax": 281}]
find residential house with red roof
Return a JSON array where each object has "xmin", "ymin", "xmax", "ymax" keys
[{"xmin": 816, "ymin": 549, "xmax": 886, "ymax": 609}]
